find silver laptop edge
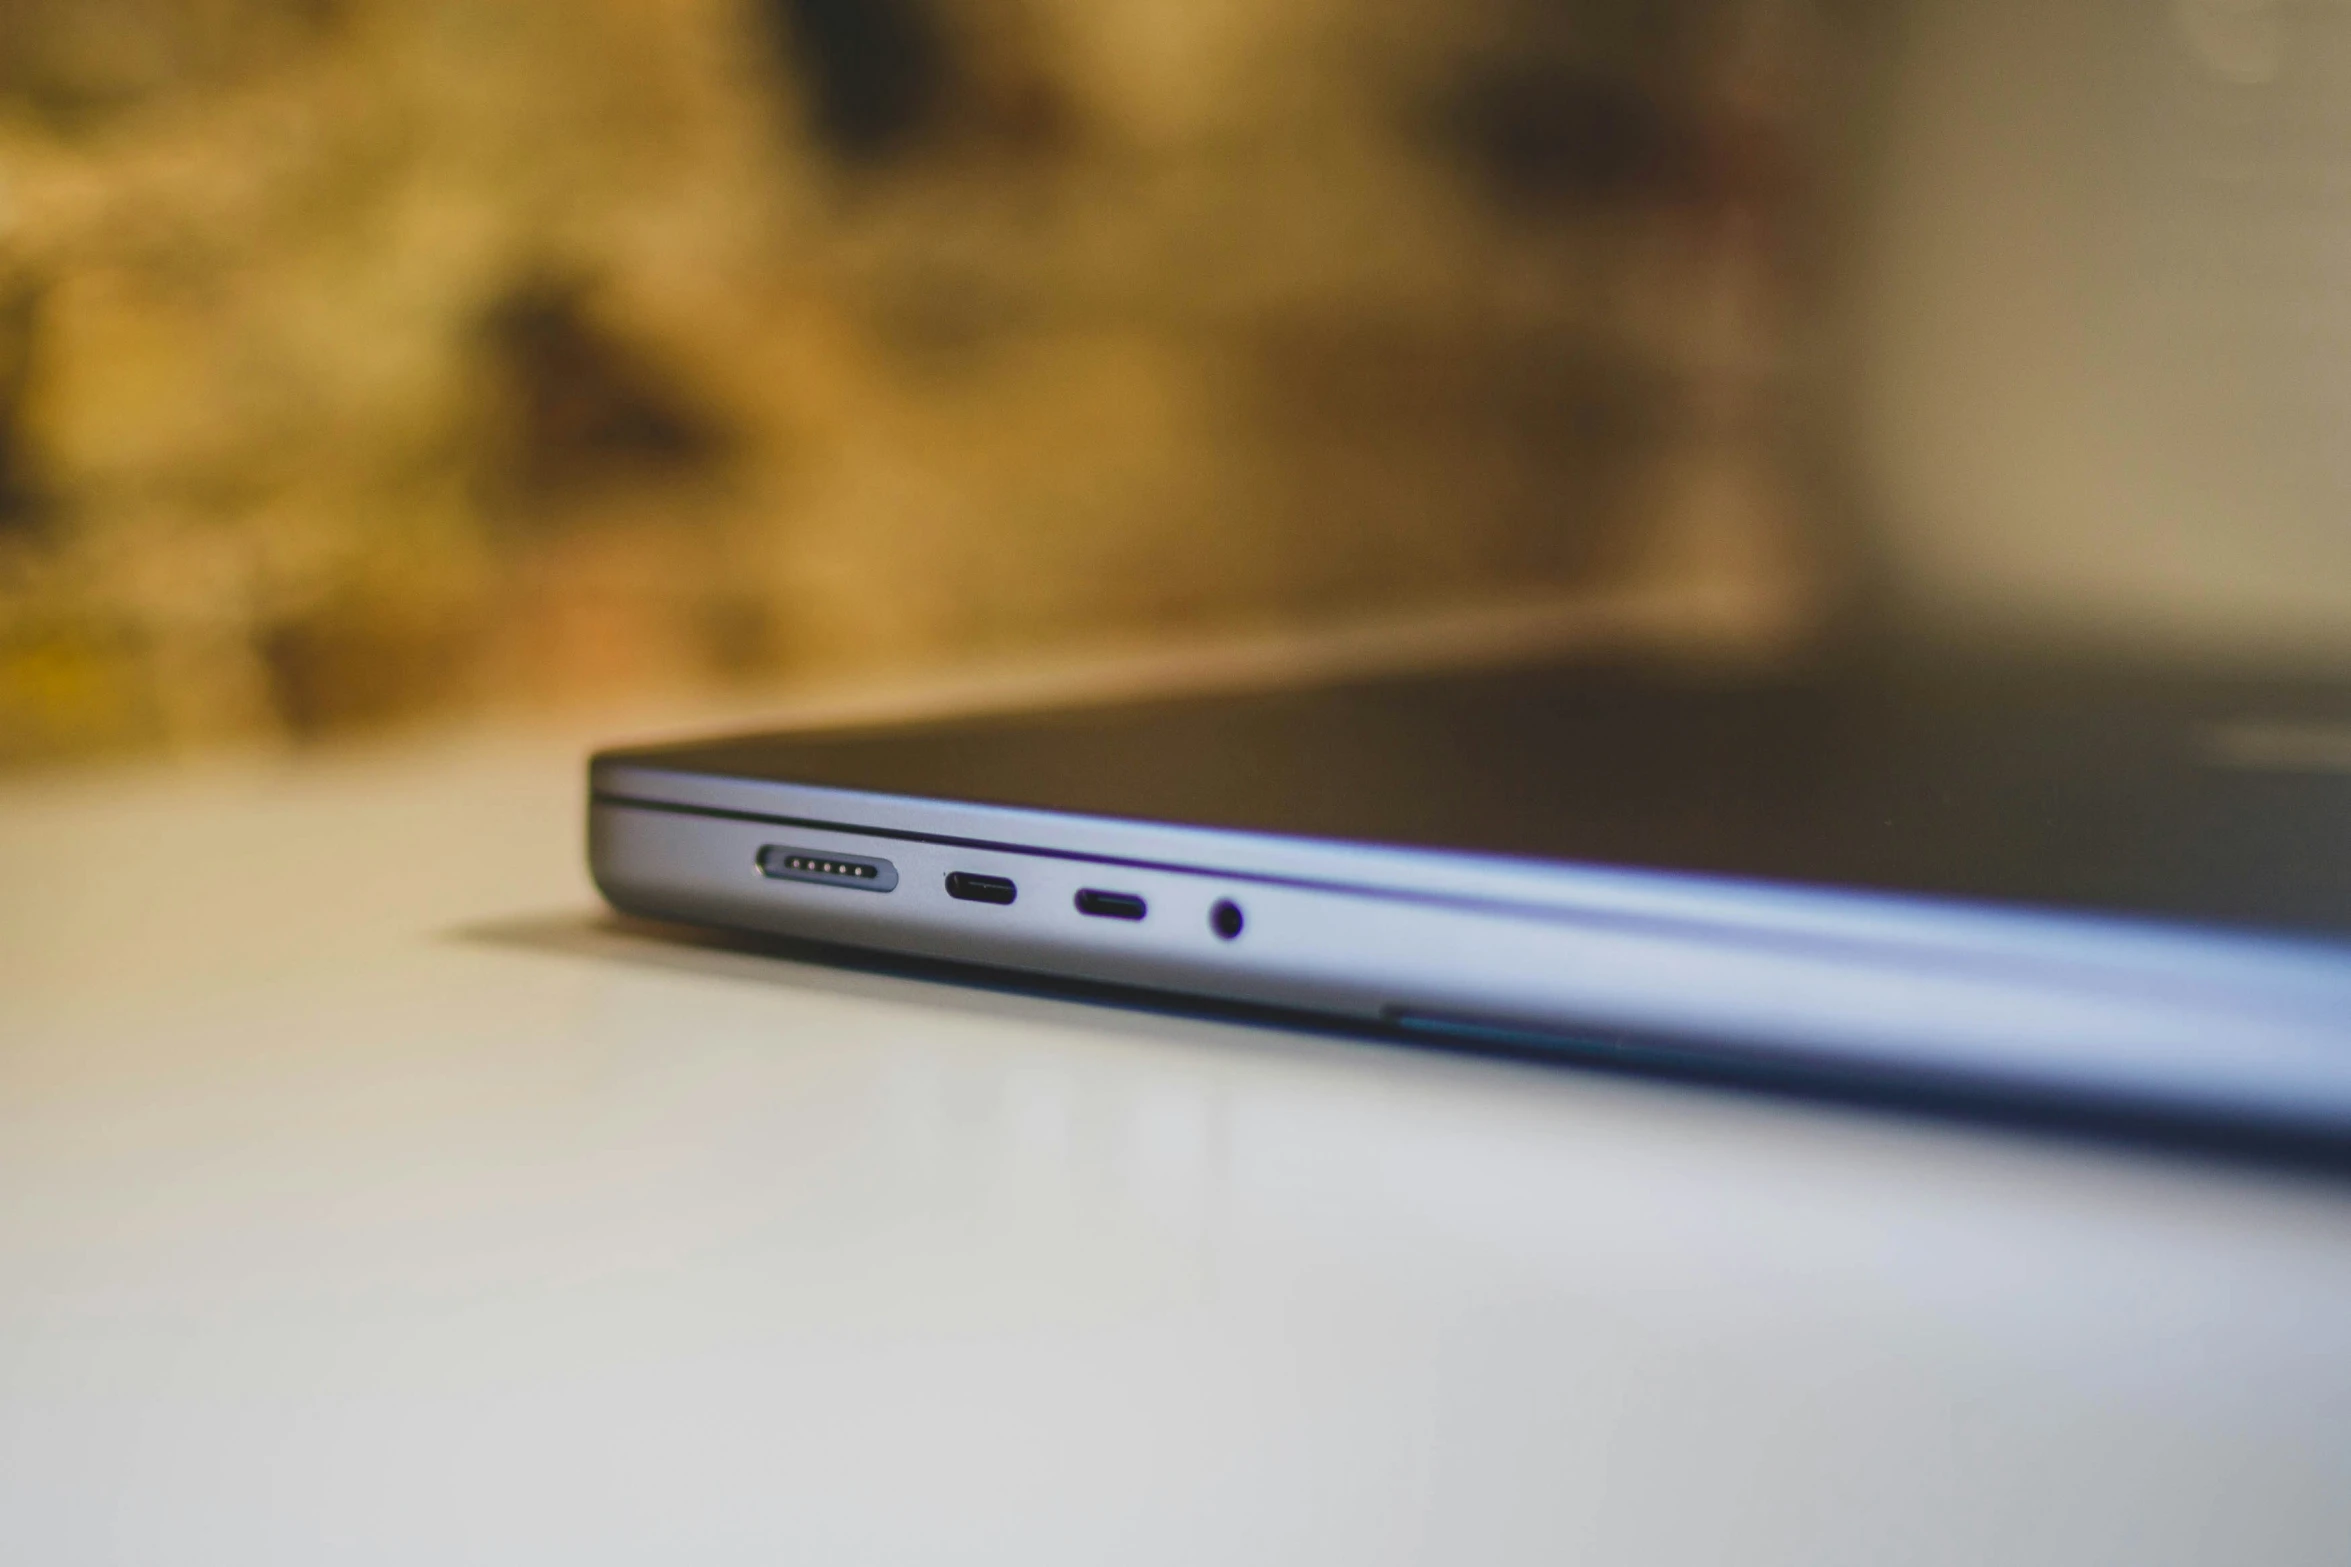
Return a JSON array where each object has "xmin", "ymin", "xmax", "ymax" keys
[{"xmin": 591, "ymin": 756, "xmax": 2351, "ymax": 1133}]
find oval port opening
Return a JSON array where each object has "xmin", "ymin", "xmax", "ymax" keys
[
  {"xmin": 1211, "ymin": 899, "xmax": 1245, "ymax": 940},
  {"xmin": 946, "ymin": 872, "xmax": 1017, "ymax": 906},
  {"xmin": 757, "ymin": 844, "xmax": 898, "ymax": 892},
  {"xmin": 1075, "ymin": 889, "xmax": 1147, "ymax": 921}
]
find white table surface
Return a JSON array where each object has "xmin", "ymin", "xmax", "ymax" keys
[{"xmin": 5, "ymin": 708, "xmax": 2351, "ymax": 1565}]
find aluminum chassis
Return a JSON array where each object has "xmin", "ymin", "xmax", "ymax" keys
[{"xmin": 591, "ymin": 753, "xmax": 2351, "ymax": 1135}]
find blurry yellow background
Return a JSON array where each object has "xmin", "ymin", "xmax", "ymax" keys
[{"xmin": 0, "ymin": 0, "xmax": 1826, "ymax": 765}]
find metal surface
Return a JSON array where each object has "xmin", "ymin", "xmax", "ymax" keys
[{"xmin": 589, "ymin": 761, "xmax": 2351, "ymax": 1133}]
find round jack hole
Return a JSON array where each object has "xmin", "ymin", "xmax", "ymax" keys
[{"xmin": 1211, "ymin": 899, "xmax": 1245, "ymax": 940}]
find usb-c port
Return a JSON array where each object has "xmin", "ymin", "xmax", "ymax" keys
[
  {"xmin": 946, "ymin": 872, "xmax": 1017, "ymax": 906},
  {"xmin": 1075, "ymin": 889, "xmax": 1147, "ymax": 921}
]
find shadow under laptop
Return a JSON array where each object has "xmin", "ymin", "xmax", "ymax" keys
[{"xmin": 454, "ymin": 908, "xmax": 2351, "ymax": 1182}]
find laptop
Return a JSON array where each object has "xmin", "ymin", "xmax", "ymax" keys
[{"xmin": 588, "ymin": 644, "xmax": 2351, "ymax": 1135}]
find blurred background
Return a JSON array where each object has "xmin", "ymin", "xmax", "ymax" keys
[{"xmin": 2, "ymin": 0, "xmax": 2348, "ymax": 767}]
